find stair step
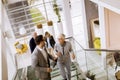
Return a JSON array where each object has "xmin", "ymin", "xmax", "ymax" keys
[{"xmin": 15, "ymin": 62, "xmax": 84, "ymax": 80}]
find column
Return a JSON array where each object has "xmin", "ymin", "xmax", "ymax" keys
[
  {"xmin": 2, "ymin": 33, "xmax": 8, "ymax": 80},
  {"xmin": 62, "ymin": 0, "xmax": 73, "ymax": 38},
  {"xmin": 2, "ymin": 5, "xmax": 17, "ymax": 80},
  {"xmin": 80, "ymin": 0, "xmax": 89, "ymax": 48},
  {"xmin": 98, "ymin": 5, "xmax": 107, "ymax": 69}
]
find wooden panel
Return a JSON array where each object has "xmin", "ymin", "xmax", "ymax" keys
[{"xmin": 105, "ymin": 8, "xmax": 120, "ymax": 49}]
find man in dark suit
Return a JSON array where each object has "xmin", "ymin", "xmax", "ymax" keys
[
  {"xmin": 32, "ymin": 35, "xmax": 57, "ymax": 80},
  {"xmin": 29, "ymin": 32, "xmax": 37, "ymax": 53}
]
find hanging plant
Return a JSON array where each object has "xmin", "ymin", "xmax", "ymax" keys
[
  {"xmin": 53, "ymin": 0, "xmax": 61, "ymax": 22},
  {"xmin": 37, "ymin": 23, "xmax": 43, "ymax": 29},
  {"xmin": 47, "ymin": 21, "xmax": 53, "ymax": 26}
]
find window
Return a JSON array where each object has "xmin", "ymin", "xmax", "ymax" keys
[{"xmin": 5, "ymin": 1, "xmax": 46, "ymax": 39}]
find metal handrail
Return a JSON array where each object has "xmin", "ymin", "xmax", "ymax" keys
[
  {"xmin": 13, "ymin": 71, "xmax": 19, "ymax": 80},
  {"xmin": 84, "ymin": 48, "xmax": 120, "ymax": 52},
  {"xmin": 72, "ymin": 37, "xmax": 85, "ymax": 50},
  {"xmin": 66, "ymin": 36, "xmax": 120, "ymax": 52},
  {"xmin": 65, "ymin": 36, "xmax": 85, "ymax": 50}
]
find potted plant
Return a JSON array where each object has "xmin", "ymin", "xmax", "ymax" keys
[
  {"xmin": 36, "ymin": 23, "xmax": 43, "ymax": 35},
  {"xmin": 53, "ymin": 0, "xmax": 63, "ymax": 34},
  {"xmin": 47, "ymin": 20, "xmax": 55, "ymax": 37},
  {"xmin": 37, "ymin": 23, "xmax": 42, "ymax": 29},
  {"xmin": 47, "ymin": 20, "xmax": 53, "ymax": 26},
  {"xmin": 86, "ymin": 71, "xmax": 96, "ymax": 80},
  {"xmin": 53, "ymin": 0, "xmax": 61, "ymax": 22}
]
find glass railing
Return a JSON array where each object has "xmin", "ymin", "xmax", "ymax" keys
[
  {"xmin": 68, "ymin": 37, "xmax": 120, "ymax": 80},
  {"xmin": 14, "ymin": 37, "xmax": 120, "ymax": 80}
]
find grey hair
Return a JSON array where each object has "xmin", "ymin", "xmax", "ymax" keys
[{"xmin": 58, "ymin": 34, "xmax": 65, "ymax": 39}]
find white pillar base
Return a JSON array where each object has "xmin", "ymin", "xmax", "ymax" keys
[
  {"xmin": 35, "ymin": 28, "xmax": 43, "ymax": 35},
  {"xmin": 62, "ymin": 0, "xmax": 73, "ymax": 38},
  {"xmin": 57, "ymin": 22, "xmax": 63, "ymax": 35},
  {"xmin": 47, "ymin": 26, "xmax": 55, "ymax": 37}
]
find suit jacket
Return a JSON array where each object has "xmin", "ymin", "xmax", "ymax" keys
[
  {"xmin": 54, "ymin": 41, "xmax": 73, "ymax": 64},
  {"xmin": 31, "ymin": 47, "xmax": 54, "ymax": 79},
  {"xmin": 45, "ymin": 36, "xmax": 55, "ymax": 48},
  {"xmin": 29, "ymin": 38, "xmax": 36, "ymax": 53}
]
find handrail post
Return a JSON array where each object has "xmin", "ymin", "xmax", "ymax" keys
[{"xmin": 85, "ymin": 50, "xmax": 89, "ymax": 72}]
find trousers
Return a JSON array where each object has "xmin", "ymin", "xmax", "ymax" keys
[{"xmin": 57, "ymin": 61, "xmax": 71, "ymax": 80}]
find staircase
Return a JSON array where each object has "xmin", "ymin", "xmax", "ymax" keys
[{"xmin": 14, "ymin": 62, "xmax": 86, "ymax": 80}]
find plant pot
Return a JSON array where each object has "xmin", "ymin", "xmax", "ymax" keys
[
  {"xmin": 35, "ymin": 23, "xmax": 43, "ymax": 35},
  {"xmin": 47, "ymin": 21, "xmax": 53, "ymax": 26},
  {"xmin": 37, "ymin": 23, "xmax": 42, "ymax": 29}
]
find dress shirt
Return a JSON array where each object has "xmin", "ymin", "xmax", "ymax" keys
[{"xmin": 37, "ymin": 46, "xmax": 48, "ymax": 62}]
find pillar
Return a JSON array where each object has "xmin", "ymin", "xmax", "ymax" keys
[
  {"xmin": 2, "ymin": 33, "xmax": 8, "ymax": 80},
  {"xmin": 2, "ymin": 4, "xmax": 17, "ymax": 80},
  {"xmin": 98, "ymin": 5, "xmax": 107, "ymax": 69},
  {"xmin": 62, "ymin": 0, "xmax": 73, "ymax": 38},
  {"xmin": 80, "ymin": 0, "xmax": 89, "ymax": 48}
]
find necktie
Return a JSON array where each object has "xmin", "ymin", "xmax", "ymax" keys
[{"xmin": 62, "ymin": 47, "xmax": 64, "ymax": 55}]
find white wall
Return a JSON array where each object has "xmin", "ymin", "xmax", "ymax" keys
[
  {"xmin": 2, "ymin": 32, "xmax": 8, "ymax": 80},
  {"xmin": 0, "ymin": 0, "xmax": 2, "ymax": 79},
  {"xmin": 2, "ymin": 4, "xmax": 17, "ymax": 80},
  {"xmin": 104, "ymin": 8, "xmax": 120, "ymax": 49},
  {"xmin": 100, "ymin": 0, "xmax": 120, "ymax": 14}
]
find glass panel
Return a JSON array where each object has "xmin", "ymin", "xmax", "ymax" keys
[{"xmin": 85, "ymin": 51, "xmax": 108, "ymax": 80}]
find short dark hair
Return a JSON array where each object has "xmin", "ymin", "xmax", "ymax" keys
[
  {"xmin": 45, "ymin": 31, "xmax": 50, "ymax": 36},
  {"xmin": 35, "ymin": 35, "xmax": 44, "ymax": 45}
]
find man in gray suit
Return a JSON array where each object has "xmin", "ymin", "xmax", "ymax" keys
[
  {"xmin": 32, "ymin": 35, "xmax": 57, "ymax": 80},
  {"xmin": 54, "ymin": 34, "xmax": 75, "ymax": 80}
]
